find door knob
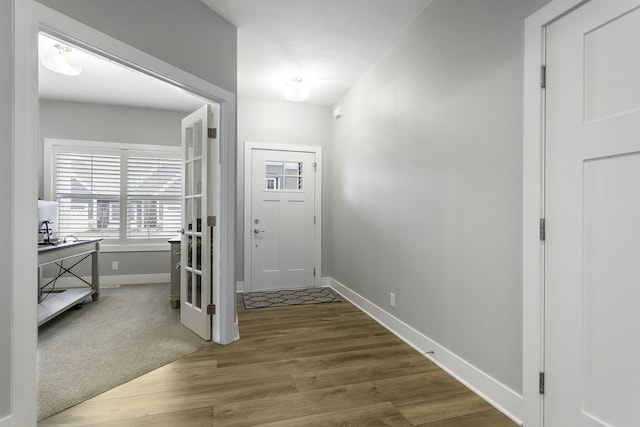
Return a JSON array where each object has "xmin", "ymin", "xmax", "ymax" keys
[{"xmin": 253, "ymin": 228, "xmax": 265, "ymax": 234}]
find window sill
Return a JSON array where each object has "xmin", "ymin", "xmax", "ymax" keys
[{"xmin": 100, "ymin": 243, "xmax": 170, "ymax": 253}]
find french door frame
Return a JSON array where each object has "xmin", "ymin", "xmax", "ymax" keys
[
  {"xmin": 11, "ymin": 3, "xmax": 239, "ymax": 423},
  {"xmin": 522, "ymin": 1, "xmax": 590, "ymax": 426},
  {"xmin": 243, "ymin": 141, "xmax": 322, "ymax": 292}
]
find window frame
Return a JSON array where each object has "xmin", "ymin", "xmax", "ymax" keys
[
  {"xmin": 263, "ymin": 160, "xmax": 304, "ymax": 192},
  {"xmin": 44, "ymin": 138, "xmax": 182, "ymax": 252}
]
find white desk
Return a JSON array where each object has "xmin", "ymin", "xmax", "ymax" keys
[{"xmin": 37, "ymin": 238, "xmax": 102, "ymax": 326}]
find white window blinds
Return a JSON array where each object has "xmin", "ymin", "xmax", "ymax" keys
[
  {"xmin": 49, "ymin": 142, "xmax": 182, "ymax": 245},
  {"xmin": 126, "ymin": 156, "xmax": 182, "ymax": 239},
  {"xmin": 55, "ymin": 152, "xmax": 121, "ymax": 238}
]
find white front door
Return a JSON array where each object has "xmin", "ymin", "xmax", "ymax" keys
[
  {"xmin": 180, "ymin": 104, "xmax": 220, "ymax": 340},
  {"xmin": 545, "ymin": 1, "xmax": 640, "ymax": 425},
  {"xmin": 247, "ymin": 146, "xmax": 318, "ymax": 291}
]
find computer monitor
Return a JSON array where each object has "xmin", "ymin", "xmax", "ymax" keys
[{"xmin": 38, "ymin": 200, "xmax": 59, "ymax": 245}]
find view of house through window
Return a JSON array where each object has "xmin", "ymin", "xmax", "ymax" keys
[
  {"xmin": 46, "ymin": 140, "xmax": 182, "ymax": 245},
  {"xmin": 264, "ymin": 160, "xmax": 303, "ymax": 190}
]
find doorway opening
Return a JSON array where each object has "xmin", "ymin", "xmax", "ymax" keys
[{"xmin": 36, "ymin": 30, "xmax": 224, "ymax": 421}]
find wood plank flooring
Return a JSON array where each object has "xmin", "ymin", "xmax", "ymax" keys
[{"xmin": 39, "ymin": 301, "xmax": 518, "ymax": 426}]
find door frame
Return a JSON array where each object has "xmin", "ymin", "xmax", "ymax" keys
[
  {"xmin": 11, "ymin": 3, "xmax": 239, "ymax": 423},
  {"xmin": 35, "ymin": 6, "xmax": 239, "ymax": 346},
  {"xmin": 243, "ymin": 141, "xmax": 322, "ymax": 292},
  {"xmin": 522, "ymin": 1, "xmax": 589, "ymax": 426},
  {"xmin": 181, "ymin": 104, "xmax": 220, "ymax": 340}
]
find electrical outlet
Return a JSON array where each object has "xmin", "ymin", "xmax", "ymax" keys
[
  {"xmin": 390, "ymin": 292, "xmax": 396, "ymax": 308},
  {"xmin": 112, "ymin": 261, "xmax": 119, "ymax": 270}
]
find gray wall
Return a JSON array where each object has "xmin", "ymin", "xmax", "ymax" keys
[
  {"xmin": 330, "ymin": 0, "xmax": 550, "ymax": 394},
  {"xmin": 0, "ymin": 0, "xmax": 13, "ymax": 418},
  {"xmin": 36, "ymin": 0, "xmax": 237, "ymax": 95},
  {"xmin": 41, "ymin": 251, "xmax": 176, "ymax": 280},
  {"xmin": 39, "ymin": 100, "xmax": 186, "ymax": 198},
  {"xmin": 236, "ymin": 97, "xmax": 332, "ymax": 281},
  {"xmin": 39, "ymin": 100, "xmax": 188, "ymax": 278},
  {"xmin": 4, "ymin": 1, "xmax": 237, "ymax": 422}
]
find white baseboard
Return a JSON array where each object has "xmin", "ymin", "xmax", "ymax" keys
[
  {"xmin": 0, "ymin": 414, "xmax": 11, "ymax": 427},
  {"xmin": 236, "ymin": 281, "xmax": 245, "ymax": 293},
  {"xmin": 326, "ymin": 277, "xmax": 523, "ymax": 426},
  {"xmin": 42, "ymin": 273, "xmax": 170, "ymax": 288}
]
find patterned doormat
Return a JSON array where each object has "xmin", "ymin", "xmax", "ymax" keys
[{"xmin": 242, "ymin": 287, "xmax": 342, "ymax": 310}]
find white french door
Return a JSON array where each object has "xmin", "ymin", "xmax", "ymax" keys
[
  {"xmin": 245, "ymin": 144, "xmax": 320, "ymax": 291},
  {"xmin": 544, "ymin": 0, "xmax": 640, "ymax": 425},
  {"xmin": 180, "ymin": 104, "xmax": 220, "ymax": 340}
]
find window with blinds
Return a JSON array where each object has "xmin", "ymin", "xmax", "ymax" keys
[
  {"xmin": 126, "ymin": 156, "xmax": 182, "ymax": 239},
  {"xmin": 48, "ymin": 142, "xmax": 182, "ymax": 245},
  {"xmin": 55, "ymin": 152, "xmax": 121, "ymax": 238}
]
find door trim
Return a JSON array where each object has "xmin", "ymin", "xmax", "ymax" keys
[
  {"xmin": 243, "ymin": 141, "xmax": 322, "ymax": 292},
  {"xmin": 34, "ymin": 5, "xmax": 240, "ymax": 347},
  {"xmin": 523, "ymin": 1, "xmax": 589, "ymax": 426},
  {"xmin": 12, "ymin": 4, "xmax": 239, "ymax": 422}
]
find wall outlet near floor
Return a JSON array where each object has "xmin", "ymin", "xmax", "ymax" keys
[
  {"xmin": 112, "ymin": 261, "xmax": 119, "ymax": 270},
  {"xmin": 390, "ymin": 292, "xmax": 396, "ymax": 308}
]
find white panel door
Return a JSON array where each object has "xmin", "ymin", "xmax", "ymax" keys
[
  {"xmin": 180, "ymin": 104, "xmax": 219, "ymax": 340},
  {"xmin": 545, "ymin": 1, "xmax": 640, "ymax": 425},
  {"xmin": 250, "ymin": 149, "xmax": 316, "ymax": 290}
]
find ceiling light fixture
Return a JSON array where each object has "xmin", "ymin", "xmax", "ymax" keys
[
  {"xmin": 41, "ymin": 43, "xmax": 83, "ymax": 77},
  {"xmin": 283, "ymin": 77, "xmax": 310, "ymax": 102}
]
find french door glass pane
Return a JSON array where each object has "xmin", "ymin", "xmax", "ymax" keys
[
  {"xmin": 195, "ymin": 274, "xmax": 202, "ymax": 309},
  {"xmin": 196, "ymin": 236, "xmax": 202, "ymax": 271},
  {"xmin": 185, "ymin": 198, "xmax": 193, "ymax": 231},
  {"xmin": 194, "ymin": 122, "xmax": 202, "ymax": 158},
  {"xmin": 186, "ymin": 271, "xmax": 193, "ymax": 305},
  {"xmin": 186, "ymin": 127, "xmax": 194, "ymax": 160},
  {"xmin": 185, "ymin": 162, "xmax": 193, "ymax": 196},
  {"xmin": 187, "ymin": 235, "xmax": 193, "ymax": 268},
  {"xmin": 194, "ymin": 159, "xmax": 202, "ymax": 195},
  {"xmin": 195, "ymin": 197, "xmax": 202, "ymax": 232}
]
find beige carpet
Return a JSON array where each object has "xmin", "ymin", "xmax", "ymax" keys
[{"xmin": 37, "ymin": 283, "xmax": 210, "ymax": 421}]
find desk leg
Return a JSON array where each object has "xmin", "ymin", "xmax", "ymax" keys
[
  {"xmin": 38, "ymin": 266, "xmax": 42, "ymax": 303},
  {"xmin": 92, "ymin": 249, "xmax": 100, "ymax": 301}
]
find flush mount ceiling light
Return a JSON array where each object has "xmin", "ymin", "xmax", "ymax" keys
[
  {"xmin": 41, "ymin": 42, "xmax": 83, "ymax": 77},
  {"xmin": 283, "ymin": 77, "xmax": 310, "ymax": 102}
]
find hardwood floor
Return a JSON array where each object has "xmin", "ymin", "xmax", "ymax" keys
[{"xmin": 39, "ymin": 301, "xmax": 517, "ymax": 426}]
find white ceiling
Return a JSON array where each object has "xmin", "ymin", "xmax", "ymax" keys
[
  {"xmin": 202, "ymin": 0, "xmax": 432, "ymax": 106},
  {"xmin": 39, "ymin": 1, "xmax": 432, "ymax": 110},
  {"xmin": 38, "ymin": 34, "xmax": 207, "ymax": 112}
]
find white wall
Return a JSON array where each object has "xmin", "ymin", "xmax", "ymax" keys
[
  {"xmin": 36, "ymin": 0, "xmax": 237, "ymax": 95},
  {"xmin": 331, "ymin": 0, "xmax": 550, "ymax": 395},
  {"xmin": 0, "ymin": 0, "xmax": 13, "ymax": 420},
  {"xmin": 236, "ymin": 97, "xmax": 332, "ymax": 281}
]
